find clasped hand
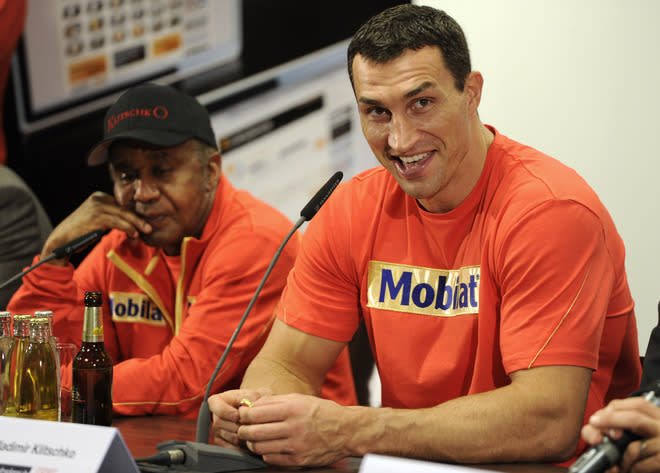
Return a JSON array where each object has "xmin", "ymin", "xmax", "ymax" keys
[{"xmin": 209, "ymin": 389, "xmax": 350, "ymax": 467}]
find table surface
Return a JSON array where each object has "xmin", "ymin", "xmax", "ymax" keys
[{"xmin": 114, "ymin": 415, "xmax": 567, "ymax": 473}]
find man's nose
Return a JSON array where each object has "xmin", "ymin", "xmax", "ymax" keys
[
  {"xmin": 387, "ymin": 114, "xmax": 418, "ymax": 154},
  {"xmin": 133, "ymin": 177, "xmax": 159, "ymax": 201}
]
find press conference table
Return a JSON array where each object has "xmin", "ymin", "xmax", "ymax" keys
[{"xmin": 114, "ymin": 416, "xmax": 568, "ymax": 473}]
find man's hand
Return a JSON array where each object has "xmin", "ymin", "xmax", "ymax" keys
[
  {"xmin": 209, "ymin": 388, "xmax": 272, "ymax": 450},
  {"xmin": 237, "ymin": 393, "xmax": 351, "ymax": 467},
  {"xmin": 41, "ymin": 191, "xmax": 151, "ymax": 264},
  {"xmin": 582, "ymin": 397, "xmax": 660, "ymax": 473}
]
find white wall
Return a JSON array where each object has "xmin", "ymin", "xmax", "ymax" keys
[{"xmin": 417, "ymin": 0, "xmax": 660, "ymax": 352}]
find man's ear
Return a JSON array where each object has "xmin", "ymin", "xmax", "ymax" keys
[
  {"xmin": 206, "ymin": 151, "xmax": 222, "ymax": 190},
  {"xmin": 463, "ymin": 71, "xmax": 484, "ymax": 114}
]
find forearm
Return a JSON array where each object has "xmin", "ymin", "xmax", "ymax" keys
[
  {"xmin": 338, "ymin": 367, "xmax": 590, "ymax": 464},
  {"xmin": 240, "ymin": 354, "xmax": 321, "ymax": 397},
  {"xmin": 112, "ymin": 315, "xmax": 272, "ymax": 416},
  {"xmin": 112, "ymin": 357, "xmax": 201, "ymax": 417},
  {"xmin": 344, "ymin": 390, "xmax": 576, "ymax": 463},
  {"xmin": 240, "ymin": 319, "xmax": 345, "ymax": 398}
]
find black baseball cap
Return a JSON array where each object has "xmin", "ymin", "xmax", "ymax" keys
[{"xmin": 86, "ymin": 83, "xmax": 218, "ymax": 166}]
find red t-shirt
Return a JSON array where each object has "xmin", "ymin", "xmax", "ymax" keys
[{"xmin": 277, "ymin": 126, "xmax": 641, "ymax": 459}]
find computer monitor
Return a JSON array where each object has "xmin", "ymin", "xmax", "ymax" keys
[{"xmin": 12, "ymin": 0, "xmax": 242, "ymax": 134}]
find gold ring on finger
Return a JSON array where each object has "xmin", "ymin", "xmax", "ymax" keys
[{"xmin": 641, "ymin": 440, "xmax": 649, "ymax": 458}]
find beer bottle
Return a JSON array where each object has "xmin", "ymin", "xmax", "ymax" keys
[
  {"xmin": 72, "ymin": 291, "xmax": 113, "ymax": 426},
  {"xmin": 19, "ymin": 317, "xmax": 59, "ymax": 420},
  {"xmin": 5, "ymin": 314, "xmax": 32, "ymax": 417},
  {"xmin": 0, "ymin": 311, "xmax": 12, "ymax": 415}
]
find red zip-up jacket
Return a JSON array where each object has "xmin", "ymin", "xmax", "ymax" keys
[{"xmin": 9, "ymin": 175, "xmax": 357, "ymax": 417}]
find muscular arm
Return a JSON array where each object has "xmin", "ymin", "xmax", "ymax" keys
[
  {"xmin": 240, "ymin": 319, "xmax": 347, "ymax": 397},
  {"xmin": 342, "ymin": 365, "xmax": 591, "ymax": 463},
  {"xmin": 238, "ymin": 319, "xmax": 592, "ymax": 465}
]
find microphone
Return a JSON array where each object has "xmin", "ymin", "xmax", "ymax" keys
[
  {"xmin": 0, "ymin": 228, "xmax": 109, "ymax": 290},
  {"xmin": 299, "ymin": 171, "xmax": 343, "ymax": 221},
  {"xmin": 51, "ymin": 228, "xmax": 110, "ymax": 259},
  {"xmin": 136, "ymin": 171, "xmax": 343, "ymax": 473},
  {"xmin": 568, "ymin": 382, "xmax": 660, "ymax": 473}
]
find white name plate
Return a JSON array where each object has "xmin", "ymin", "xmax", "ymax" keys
[
  {"xmin": 0, "ymin": 416, "xmax": 139, "ymax": 473},
  {"xmin": 359, "ymin": 454, "xmax": 499, "ymax": 473}
]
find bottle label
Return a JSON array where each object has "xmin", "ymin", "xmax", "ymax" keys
[{"xmin": 82, "ymin": 307, "xmax": 104, "ymax": 343}]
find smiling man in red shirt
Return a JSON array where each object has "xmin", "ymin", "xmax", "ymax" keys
[{"xmin": 209, "ymin": 4, "xmax": 641, "ymax": 468}]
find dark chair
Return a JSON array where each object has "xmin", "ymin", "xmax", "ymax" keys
[
  {"xmin": 640, "ymin": 300, "xmax": 660, "ymax": 390},
  {"xmin": 0, "ymin": 166, "xmax": 52, "ymax": 309},
  {"xmin": 348, "ymin": 320, "xmax": 375, "ymax": 406}
]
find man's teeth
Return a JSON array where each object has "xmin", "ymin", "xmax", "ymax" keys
[{"xmin": 399, "ymin": 153, "xmax": 427, "ymax": 164}]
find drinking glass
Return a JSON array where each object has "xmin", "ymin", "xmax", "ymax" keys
[{"xmin": 56, "ymin": 342, "xmax": 77, "ymax": 422}]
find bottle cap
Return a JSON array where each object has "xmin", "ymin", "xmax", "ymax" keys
[
  {"xmin": 34, "ymin": 310, "xmax": 53, "ymax": 318},
  {"xmin": 84, "ymin": 291, "xmax": 103, "ymax": 307}
]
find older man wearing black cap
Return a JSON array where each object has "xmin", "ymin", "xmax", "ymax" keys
[{"xmin": 8, "ymin": 83, "xmax": 357, "ymax": 418}]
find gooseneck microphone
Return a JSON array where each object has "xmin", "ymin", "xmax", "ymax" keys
[
  {"xmin": 568, "ymin": 382, "xmax": 660, "ymax": 473},
  {"xmin": 136, "ymin": 171, "xmax": 343, "ymax": 473},
  {"xmin": 196, "ymin": 170, "xmax": 343, "ymax": 444},
  {"xmin": 0, "ymin": 228, "xmax": 109, "ymax": 290}
]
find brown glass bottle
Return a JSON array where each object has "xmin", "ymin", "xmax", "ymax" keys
[{"xmin": 72, "ymin": 291, "xmax": 113, "ymax": 426}]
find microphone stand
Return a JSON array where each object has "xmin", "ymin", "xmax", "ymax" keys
[
  {"xmin": 195, "ymin": 216, "xmax": 305, "ymax": 444},
  {"xmin": 0, "ymin": 228, "xmax": 109, "ymax": 290},
  {"xmin": 136, "ymin": 172, "xmax": 343, "ymax": 473}
]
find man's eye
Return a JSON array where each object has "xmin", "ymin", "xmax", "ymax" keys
[
  {"xmin": 413, "ymin": 97, "xmax": 432, "ymax": 109},
  {"xmin": 153, "ymin": 167, "xmax": 171, "ymax": 177},
  {"xmin": 118, "ymin": 172, "xmax": 136, "ymax": 183},
  {"xmin": 367, "ymin": 106, "xmax": 390, "ymax": 119}
]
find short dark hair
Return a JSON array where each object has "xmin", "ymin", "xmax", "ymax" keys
[
  {"xmin": 347, "ymin": 4, "xmax": 471, "ymax": 91},
  {"xmin": 190, "ymin": 139, "xmax": 219, "ymax": 165}
]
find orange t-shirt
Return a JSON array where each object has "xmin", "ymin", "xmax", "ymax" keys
[{"xmin": 277, "ymin": 126, "xmax": 641, "ymax": 459}]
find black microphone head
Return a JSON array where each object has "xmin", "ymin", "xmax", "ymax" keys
[
  {"xmin": 52, "ymin": 228, "xmax": 109, "ymax": 259},
  {"xmin": 196, "ymin": 400, "xmax": 211, "ymax": 444},
  {"xmin": 299, "ymin": 171, "xmax": 343, "ymax": 221}
]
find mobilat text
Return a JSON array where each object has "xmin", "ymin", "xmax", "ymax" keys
[
  {"xmin": 107, "ymin": 106, "xmax": 168, "ymax": 132},
  {"xmin": 110, "ymin": 292, "xmax": 166, "ymax": 325},
  {"xmin": 367, "ymin": 262, "xmax": 480, "ymax": 317}
]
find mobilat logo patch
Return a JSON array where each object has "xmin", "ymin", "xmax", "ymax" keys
[
  {"xmin": 109, "ymin": 292, "xmax": 166, "ymax": 326},
  {"xmin": 367, "ymin": 261, "xmax": 480, "ymax": 317},
  {"xmin": 107, "ymin": 106, "xmax": 169, "ymax": 132}
]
